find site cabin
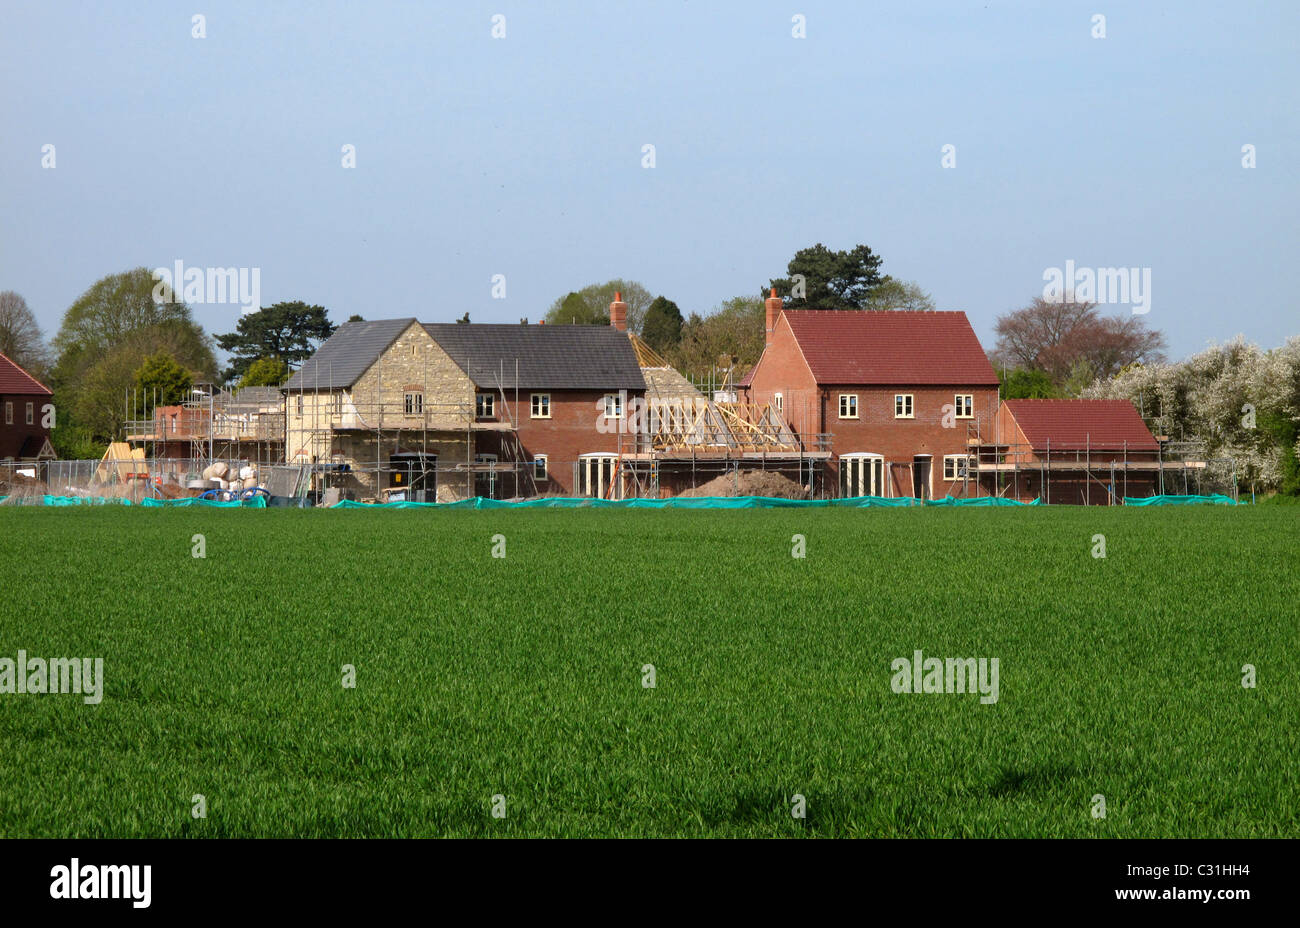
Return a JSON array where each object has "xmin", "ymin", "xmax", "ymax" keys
[
  {"xmin": 741, "ymin": 295, "xmax": 1000, "ymax": 499},
  {"xmin": 0, "ymin": 352, "xmax": 55, "ymax": 471},
  {"xmin": 976, "ymin": 398, "xmax": 1163, "ymax": 504},
  {"xmin": 284, "ymin": 316, "xmax": 645, "ymax": 501}
]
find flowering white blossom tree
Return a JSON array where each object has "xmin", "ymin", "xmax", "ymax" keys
[{"xmin": 1084, "ymin": 336, "xmax": 1300, "ymax": 494}]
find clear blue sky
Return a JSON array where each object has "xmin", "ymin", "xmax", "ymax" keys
[{"xmin": 2, "ymin": 0, "xmax": 1295, "ymax": 363}]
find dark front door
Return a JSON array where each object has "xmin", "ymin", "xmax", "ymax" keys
[{"xmin": 390, "ymin": 453, "xmax": 437, "ymax": 502}]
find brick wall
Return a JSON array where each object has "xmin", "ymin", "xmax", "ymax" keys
[
  {"xmin": 0, "ymin": 393, "xmax": 51, "ymax": 459},
  {"xmin": 474, "ymin": 387, "xmax": 635, "ymax": 496},
  {"xmin": 745, "ymin": 312, "xmax": 1000, "ymax": 497}
]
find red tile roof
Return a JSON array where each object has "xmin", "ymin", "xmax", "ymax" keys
[
  {"xmin": 782, "ymin": 311, "xmax": 998, "ymax": 385},
  {"xmin": 0, "ymin": 352, "xmax": 51, "ymax": 395},
  {"xmin": 1004, "ymin": 399, "xmax": 1158, "ymax": 451}
]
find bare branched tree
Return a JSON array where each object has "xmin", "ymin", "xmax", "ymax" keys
[
  {"xmin": 993, "ymin": 295, "xmax": 1165, "ymax": 388},
  {"xmin": 0, "ymin": 291, "xmax": 50, "ymax": 377}
]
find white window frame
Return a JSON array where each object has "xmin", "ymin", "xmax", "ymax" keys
[
  {"xmin": 894, "ymin": 393, "xmax": 914, "ymax": 419},
  {"xmin": 943, "ymin": 454, "xmax": 972, "ymax": 480},
  {"xmin": 530, "ymin": 393, "xmax": 551, "ymax": 419},
  {"xmin": 580, "ymin": 453, "xmax": 620, "ymax": 499},
  {"xmin": 774, "ymin": 392, "xmax": 783, "ymax": 414},
  {"xmin": 839, "ymin": 452, "xmax": 886, "ymax": 498},
  {"xmin": 603, "ymin": 393, "xmax": 623, "ymax": 419},
  {"xmin": 534, "ymin": 454, "xmax": 548, "ymax": 480},
  {"xmin": 404, "ymin": 392, "xmax": 423, "ymax": 416},
  {"xmin": 954, "ymin": 394, "xmax": 973, "ymax": 419},
  {"xmin": 476, "ymin": 393, "xmax": 495, "ymax": 419},
  {"xmin": 838, "ymin": 393, "xmax": 858, "ymax": 419},
  {"xmin": 295, "ymin": 395, "xmax": 304, "ymax": 416}
]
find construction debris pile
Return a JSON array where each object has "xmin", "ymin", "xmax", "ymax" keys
[{"xmin": 677, "ymin": 469, "xmax": 811, "ymax": 499}]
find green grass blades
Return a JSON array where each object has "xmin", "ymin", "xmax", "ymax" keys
[{"xmin": 0, "ymin": 506, "xmax": 1296, "ymax": 837}]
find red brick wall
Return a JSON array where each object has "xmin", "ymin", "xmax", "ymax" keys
[
  {"xmin": 0, "ymin": 393, "xmax": 51, "ymax": 459},
  {"xmin": 474, "ymin": 388, "xmax": 641, "ymax": 495},
  {"xmin": 744, "ymin": 313, "xmax": 1000, "ymax": 497}
]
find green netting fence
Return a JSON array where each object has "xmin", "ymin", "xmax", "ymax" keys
[{"xmin": 1122, "ymin": 494, "xmax": 1239, "ymax": 506}]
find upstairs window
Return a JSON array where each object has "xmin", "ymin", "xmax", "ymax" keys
[
  {"xmin": 25, "ymin": 402, "xmax": 34, "ymax": 425},
  {"xmin": 838, "ymin": 394, "xmax": 858, "ymax": 419},
  {"xmin": 476, "ymin": 393, "xmax": 495, "ymax": 419},
  {"xmin": 894, "ymin": 394, "xmax": 914, "ymax": 419},
  {"xmin": 603, "ymin": 393, "xmax": 623, "ymax": 419},
  {"xmin": 531, "ymin": 393, "xmax": 551, "ymax": 418},
  {"xmin": 3, "ymin": 402, "xmax": 11, "ymax": 425},
  {"xmin": 404, "ymin": 392, "xmax": 423, "ymax": 415},
  {"xmin": 954, "ymin": 394, "xmax": 973, "ymax": 419}
]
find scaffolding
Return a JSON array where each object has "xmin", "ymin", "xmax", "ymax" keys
[{"xmin": 963, "ymin": 421, "xmax": 1236, "ymax": 504}]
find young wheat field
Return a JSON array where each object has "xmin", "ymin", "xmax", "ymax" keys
[{"xmin": 0, "ymin": 506, "xmax": 1295, "ymax": 838}]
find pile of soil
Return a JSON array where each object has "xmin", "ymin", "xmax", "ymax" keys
[{"xmin": 677, "ymin": 469, "xmax": 811, "ymax": 499}]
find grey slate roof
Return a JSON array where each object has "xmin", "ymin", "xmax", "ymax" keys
[
  {"xmin": 283, "ymin": 318, "xmax": 416, "ymax": 390},
  {"xmin": 424, "ymin": 324, "xmax": 645, "ymax": 391}
]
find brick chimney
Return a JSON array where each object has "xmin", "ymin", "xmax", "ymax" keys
[
  {"xmin": 765, "ymin": 287, "xmax": 782, "ymax": 348},
  {"xmin": 609, "ymin": 291, "xmax": 628, "ymax": 331}
]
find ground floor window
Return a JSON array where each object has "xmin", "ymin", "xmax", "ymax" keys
[
  {"xmin": 839, "ymin": 453, "xmax": 885, "ymax": 497},
  {"xmin": 534, "ymin": 454, "xmax": 548, "ymax": 480},
  {"xmin": 943, "ymin": 454, "xmax": 972, "ymax": 480}
]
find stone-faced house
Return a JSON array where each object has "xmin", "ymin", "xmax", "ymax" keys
[
  {"xmin": 284, "ymin": 316, "xmax": 645, "ymax": 501},
  {"xmin": 0, "ymin": 351, "xmax": 55, "ymax": 463},
  {"xmin": 742, "ymin": 295, "xmax": 1001, "ymax": 499}
]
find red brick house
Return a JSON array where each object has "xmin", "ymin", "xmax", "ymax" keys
[
  {"xmin": 0, "ymin": 352, "xmax": 55, "ymax": 462},
  {"xmin": 976, "ymin": 398, "xmax": 1162, "ymax": 503},
  {"xmin": 742, "ymin": 295, "xmax": 1000, "ymax": 498},
  {"xmin": 424, "ymin": 314, "xmax": 645, "ymax": 498}
]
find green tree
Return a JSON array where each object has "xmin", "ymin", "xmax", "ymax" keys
[
  {"xmin": 999, "ymin": 367, "xmax": 1061, "ymax": 399},
  {"xmin": 640, "ymin": 296, "xmax": 684, "ymax": 353},
  {"xmin": 51, "ymin": 268, "xmax": 217, "ymax": 442},
  {"xmin": 133, "ymin": 353, "xmax": 194, "ymax": 411},
  {"xmin": 769, "ymin": 244, "xmax": 885, "ymax": 311},
  {"xmin": 668, "ymin": 296, "xmax": 766, "ymax": 384},
  {"xmin": 862, "ymin": 277, "xmax": 935, "ymax": 312},
  {"xmin": 215, "ymin": 301, "xmax": 334, "ymax": 382},
  {"xmin": 346, "ymin": 314, "xmax": 365, "ymax": 322},
  {"xmin": 239, "ymin": 357, "xmax": 289, "ymax": 388},
  {"xmin": 543, "ymin": 280, "xmax": 653, "ymax": 331}
]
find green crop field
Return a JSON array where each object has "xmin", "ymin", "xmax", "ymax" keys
[{"xmin": 0, "ymin": 506, "xmax": 1296, "ymax": 838}]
